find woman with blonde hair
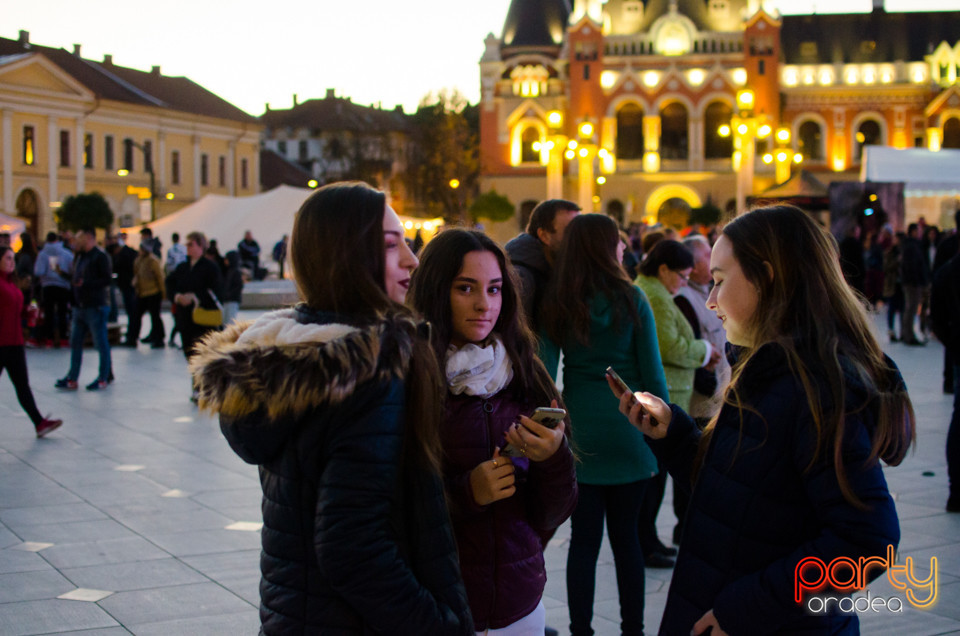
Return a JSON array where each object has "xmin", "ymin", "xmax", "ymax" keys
[
  {"xmin": 191, "ymin": 182, "xmax": 473, "ymax": 634},
  {"xmin": 613, "ymin": 205, "xmax": 913, "ymax": 635}
]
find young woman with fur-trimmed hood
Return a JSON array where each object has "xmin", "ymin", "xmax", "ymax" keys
[{"xmin": 191, "ymin": 183, "xmax": 473, "ymax": 635}]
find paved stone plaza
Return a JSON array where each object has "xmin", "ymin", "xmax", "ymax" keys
[{"xmin": 1, "ymin": 308, "xmax": 958, "ymax": 635}]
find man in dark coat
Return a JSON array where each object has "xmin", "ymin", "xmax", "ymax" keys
[
  {"xmin": 931, "ymin": 251, "xmax": 960, "ymax": 512},
  {"xmin": 901, "ymin": 223, "xmax": 931, "ymax": 345},
  {"xmin": 55, "ymin": 227, "xmax": 113, "ymax": 391},
  {"xmin": 504, "ymin": 199, "xmax": 580, "ymax": 331}
]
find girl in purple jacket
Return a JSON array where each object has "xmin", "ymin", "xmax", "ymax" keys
[{"xmin": 409, "ymin": 229, "xmax": 578, "ymax": 634}]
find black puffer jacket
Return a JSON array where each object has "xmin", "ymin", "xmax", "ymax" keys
[
  {"xmin": 649, "ymin": 344, "xmax": 905, "ymax": 636},
  {"xmin": 191, "ymin": 306, "xmax": 473, "ymax": 635}
]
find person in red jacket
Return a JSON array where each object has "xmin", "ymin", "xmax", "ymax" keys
[
  {"xmin": 409, "ymin": 229, "xmax": 578, "ymax": 634},
  {"xmin": 0, "ymin": 246, "xmax": 62, "ymax": 437}
]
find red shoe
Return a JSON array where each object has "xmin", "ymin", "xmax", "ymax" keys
[
  {"xmin": 59, "ymin": 339, "xmax": 70, "ymax": 348},
  {"xmin": 36, "ymin": 417, "xmax": 63, "ymax": 438}
]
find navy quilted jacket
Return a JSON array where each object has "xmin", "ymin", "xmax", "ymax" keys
[{"xmin": 649, "ymin": 344, "xmax": 903, "ymax": 635}]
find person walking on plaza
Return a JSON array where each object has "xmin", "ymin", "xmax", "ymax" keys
[
  {"xmin": 237, "ymin": 230, "xmax": 263, "ymax": 280},
  {"xmin": 34, "ymin": 232, "xmax": 73, "ymax": 348},
  {"xmin": 613, "ymin": 205, "xmax": 913, "ymax": 635},
  {"xmin": 221, "ymin": 251, "xmax": 244, "ymax": 327},
  {"xmin": 168, "ymin": 232, "xmax": 222, "ymax": 400},
  {"xmin": 106, "ymin": 233, "xmax": 137, "ymax": 326},
  {"xmin": 165, "ymin": 232, "xmax": 187, "ymax": 275},
  {"xmin": 191, "ymin": 182, "xmax": 474, "ymax": 634},
  {"xmin": 409, "ymin": 229, "xmax": 577, "ymax": 634},
  {"xmin": 931, "ymin": 242, "xmax": 960, "ymax": 512},
  {"xmin": 55, "ymin": 227, "xmax": 113, "ymax": 392},
  {"xmin": 901, "ymin": 222, "xmax": 931, "ymax": 345},
  {"xmin": 539, "ymin": 214, "xmax": 668, "ymax": 636},
  {"xmin": 0, "ymin": 246, "xmax": 62, "ymax": 437},
  {"xmin": 124, "ymin": 240, "xmax": 166, "ymax": 348},
  {"xmin": 271, "ymin": 234, "xmax": 288, "ymax": 279},
  {"xmin": 504, "ymin": 199, "xmax": 580, "ymax": 330}
]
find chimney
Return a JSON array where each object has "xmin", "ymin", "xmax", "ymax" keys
[
  {"xmin": 18, "ymin": 30, "xmax": 29, "ymax": 46},
  {"xmin": 151, "ymin": 65, "xmax": 161, "ymax": 75},
  {"xmin": 325, "ymin": 88, "xmax": 335, "ymax": 100},
  {"xmin": 103, "ymin": 54, "xmax": 113, "ymax": 65},
  {"xmin": 265, "ymin": 103, "xmax": 271, "ymax": 112},
  {"xmin": 73, "ymin": 44, "xmax": 81, "ymax": 56},
  {"xmin": 293, "ymin": 94, "xmax": 298, "ymax": 107}
]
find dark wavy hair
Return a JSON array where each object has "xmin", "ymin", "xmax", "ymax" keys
[
  {"xmin": 407, "ymin": 229, "xmax": 562, "ymax": 410},
  {"xmin": 638, "ymin": 239, "xmax": 695, "ymax": 277},
  {"xmin": 290, "ymin": 181, "xmax": 445, "ymax": 472},
  {"xmin": 0, "ymin": 246, "xmax": 18, "ymax": 285},
  {"xmin": 542, "ymin": 214, "xmax": 640, "ymax": 346},
  {"xmin": 705, "ymin": 205, "xmax": 915, "ymax": 506}
]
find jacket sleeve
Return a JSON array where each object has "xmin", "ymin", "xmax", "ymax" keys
[
  {"xmin": 633, "ymin": 290, "xmax": 671, "ymax": 401},
  {"xmin": 514, "ymin": 264, "xmax": 538, "ymax": 328},
  {"xmin": 645, "ymin": 404, "xmax": 700, "ymax": 494},
  {"xmin": 537, "ymin": 333, "xmax": 561, "ymax": 381},
  {"xmin": 314, "ymin": 381, "xmax": 469, "ymax": 635},
  {"xmin": 526, "ymin": 436, "xmax": 578, "ymax": 533},
  {"xmin": 710, "ymin": 404, "xmax": 900, "ymax": 635},
  {"xmin": 648, "ymin": 292, "xmax": 708, "ymax": 370}
]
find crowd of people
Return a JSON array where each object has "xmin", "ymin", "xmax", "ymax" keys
[{"xmin": 4, "ymin": 185, "xmax": 952, "ymax": 634}]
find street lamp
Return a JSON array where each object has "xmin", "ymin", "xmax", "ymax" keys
[{"xmin": 719, "ymin": 89, "xmax": 771, "ymax": 215}]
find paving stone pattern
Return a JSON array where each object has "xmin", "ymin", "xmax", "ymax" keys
[{"xmin": 1, "ymin": 310, "xmax": 958, "ymax": 635}]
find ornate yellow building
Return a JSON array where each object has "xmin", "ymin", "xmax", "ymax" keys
[
  {"xmin": 0, "ymin": 30, "xmax": 262, "ymax": 237},
  {"xmin": 479, "ymin": 0, "xmax": 960, "ymax": 227}
]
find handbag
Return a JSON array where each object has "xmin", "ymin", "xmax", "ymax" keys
[{"xmin": 192, "ymin": 289, "xmax": 223, "ymax": 327}]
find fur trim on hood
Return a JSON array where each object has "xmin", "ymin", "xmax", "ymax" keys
[{"xmin": 190, "ymin": 308, "xmax": 420, "ymax": 420}]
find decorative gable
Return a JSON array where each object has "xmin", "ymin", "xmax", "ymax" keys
[{"xmin": 0, "ymin": 53, "xmax": 93, "ymax": 104}]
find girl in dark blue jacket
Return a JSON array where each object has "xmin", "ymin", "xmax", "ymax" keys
[{"xmin": 613, "ymin": 205, "xmax": 914, "ymax": 635}]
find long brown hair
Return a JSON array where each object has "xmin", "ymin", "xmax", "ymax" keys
[
  {"xmin": 290, "ymin": 181, "xmax": 444, "ymax": 473},
  {"xmin": 0, "ymin": 246, "xmax": 18, "ymax": 285},
  {"xmin": 407, "ymin": 229, "xmax": 562, "ymax": 410},
  {"xmin": 707, "ymin": 205, "xmax": 914, "ymax": 506},
  {"xmin": 542, "ymin": 213, "xmax": 640, "ymax": 346}
]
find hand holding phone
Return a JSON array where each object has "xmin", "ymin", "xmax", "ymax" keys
[
  {"xmin": 605, "ymin": 366, "xmax": 638, "ymax": 405},
  {"xmin": 501, "ymin": 405, "xmax": 567, "ymax": 460},
  {"xmin": 606, "ymin": 366, "xmax": 671, "ymax": 438}
]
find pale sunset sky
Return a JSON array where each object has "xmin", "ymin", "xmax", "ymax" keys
[{"xmin": 3, "ymin": 0, "xmax": 956, "ymax": 116}]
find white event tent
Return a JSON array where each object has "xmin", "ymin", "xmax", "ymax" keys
[
  {"xmin": 861, "ymin": 147, "xmax": 960, "ymax": 227},
  {"xmin": 127, "ymin": 185, "xmax": 443, "ymax": 261}
]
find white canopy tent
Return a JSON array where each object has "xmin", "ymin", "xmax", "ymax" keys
[
  {"xmin": 0, "ymin": 212, "xmax": 26, "ymax": 249},
  {"xmin": 862, "ymin": 147, "xmax": 960, "ymax": 227},
  {"xmin": 127, "ymin": 185, "xmax": 443, "ymax": 266}
]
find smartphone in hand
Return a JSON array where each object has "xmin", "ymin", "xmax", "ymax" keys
[
  {"xmin": 605, "ymin": 366, "xmax": 645, "ymax": 411},
  {"xmin": 501, "ymin": 407, "xmax": 567, "ymax": 457}
]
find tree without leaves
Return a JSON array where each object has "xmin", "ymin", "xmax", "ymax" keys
[{"xmin": 57, "ymin": 192, "xmax": 114, "ymax": 231}]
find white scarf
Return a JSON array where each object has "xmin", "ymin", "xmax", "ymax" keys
[{"xmin": 445, "ymin": 335, "xmax": 514, "ymax": 398}]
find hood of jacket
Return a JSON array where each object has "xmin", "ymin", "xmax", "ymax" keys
[
  {"xmin": 504, "ymin": 233, "xmax": 549, "ymax": 277},
  {"xmin": 190, "ymin": 306, "xmax": 422, "ymax": 463}
]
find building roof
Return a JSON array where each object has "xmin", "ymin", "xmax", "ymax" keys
[
  {"xmin": 781, "ymin": 10, "xmax": 960, "ymax": 65},
  {"xmin": 0, "ymin": 32, "xmax": 258, "ymax": 123},
  {"xmin": 501, "ymin": 0, "xmax": 571, "ymax": 53},
  {"xmin": 260, "ymin": 149, "xmax": 314, "ymax": 190},
  {"xmin": 260, "ymin": 92, "xmax": 409, "ymax": 133}
]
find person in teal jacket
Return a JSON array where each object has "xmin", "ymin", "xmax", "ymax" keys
[{"xmin": 540, "ymin": 214, "xmax": 669, "ymax": 636}]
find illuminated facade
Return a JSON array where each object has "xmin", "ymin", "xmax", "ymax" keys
[
  {"xmin": 0, "ymin": 31, "xmax": 262, "ymax": 237},
  {"xmin": 479, "ymin": 0, "xmax": 960, "ymax": 226}
]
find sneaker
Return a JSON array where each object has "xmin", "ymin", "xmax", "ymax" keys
[
  {"xmin": 55, "ymin": 378, "xmax": 78, "ymax": 390},
  {"xmin": 35, "ymin": 417, "xmax": 63, "ymax": 438},
  {"xmin": 86, "ymin": 378, "xmax": 108, "ymax": 391}
]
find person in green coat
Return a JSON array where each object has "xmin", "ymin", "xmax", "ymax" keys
[
  {"xmin": 634, "ymin": 239, "xmax": 721, "ymax": 566},
  {"xmin": 540, "ymin": 214, "xmax": 669, "ymax": 636},
  {"xmin": 635, "ymin": 240, "xmax": 720, "ymax": 412}
]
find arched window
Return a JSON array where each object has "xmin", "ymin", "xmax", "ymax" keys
[
  {"xmin": 943, "ymin": 117, "xmax": 960, "ymax": 149},
  {"xmin": 660, "ymin": 102, "xmax": 688, "ymax": 160},
  {"xmin": 616, "ymin": 103, "xmax": 645, "ymax": 160},
  {"xmin": 798, "ymin": 120, "xmax": 823, "ymax": 161},
  {"xmin": 854, "ymin": 119, "xmax": 882, "ymax": 162},
  {"xmin": 521, "ymin": 127, "xmax": 540, "ymax": 163},
  {"xmin": 704, "ymin": 101, "xmax": 733, "ymax": 159}
]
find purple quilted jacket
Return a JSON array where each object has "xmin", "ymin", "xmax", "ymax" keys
[{"xmin": 442, "ymin": 382, "xmax": 578, "ymax": 631}]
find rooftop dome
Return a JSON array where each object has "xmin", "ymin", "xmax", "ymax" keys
[{"xmin": 501, "ymin": 0, "xmax": 571, "ymax": 54}]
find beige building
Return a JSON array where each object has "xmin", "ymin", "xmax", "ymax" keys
[{"xmin": 0, "ymin": 30, "xmax": 262, "ymax": 238}]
